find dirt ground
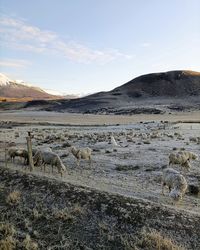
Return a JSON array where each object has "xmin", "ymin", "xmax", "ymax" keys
[
  {"xmin": 0, "ymin": 110, "xmax": 200, "ymax": 125},
  {"xmin": 0, "ymin": 111, "xmax": 199, "ymax": 214}
]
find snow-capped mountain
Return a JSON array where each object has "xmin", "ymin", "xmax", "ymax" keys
[
  {"xmin": 0, "ymin": 73, "xmax": 11, "ymax": 86},
  {"xmin": 0, "ymin": 73, "xmax": 76, "ymax": 100}
]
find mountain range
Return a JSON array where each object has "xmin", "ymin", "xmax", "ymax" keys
[
  {"xmin": 42, "ymin": 70, "xmax": 200, "ymax": 114},
  {"xmin": 0, "ymin": 70, "xmax": 200, "ymax": 114},
  {"xmin": 0, "ymin": 74, "xmax": 77, "ymax": 101}
]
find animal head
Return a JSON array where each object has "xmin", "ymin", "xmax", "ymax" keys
[
  {"xmin": 169, "ymin": 189, "xmax": 182, "ymax": 201},
  {"xmin": 191, "ymin": 153, "xmax": 198, "ymax": 160},
  {"xmin": 70, "ymin": 146, "xmax": 77, "ymax": 153},
  {"xmin": 182, "ymin": 160, "xmax": 191, "ymax": 170},
  {"xmin": 61, "ymin": 163, "xmax": 66, "ymax": 172}
]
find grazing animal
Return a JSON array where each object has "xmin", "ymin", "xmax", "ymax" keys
[
  {"xmin": 169, "ymin": 152, "xmax": 188, "ymax": 166},
  {"xmin": 33, "ymin": 150, "xmax": 66, "ymax": 177},
  {"xmin": 169, "ymin": 151, "xmax": 198, "ymax": 171},
  {"xmin": 70, "ymin": 146, "xmax": 92, "ymax": 166},
  {"xmin": 8, "ymin": 148, "xmax": 28, "ymax": 165},
  {"xmin": 162, "ymin": 168, "xmax": 188, "ymax": 203}
]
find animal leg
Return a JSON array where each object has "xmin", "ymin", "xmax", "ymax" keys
[
  {"xmin": 43, "ymin": 164, "xmax": 46, "ymax": 173},
  {"xmin": 162, "ymin": 182, "xmax": 166, "ymax": 195},
  {"xmin": 89, "ymin": 156, "xmax": 92, "ymax": 166},
  {"xmin": 60, "ymin": 171, "xmax": 63, "ymax": 178}
]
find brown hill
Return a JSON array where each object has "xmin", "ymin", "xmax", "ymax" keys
[
  {"xmin": 0, "ymin": 73, "xmax": 62, "ymax": 101},
  {"xmin": 0, "ymin": 82, "xmax": 59, "ymax": 100}
]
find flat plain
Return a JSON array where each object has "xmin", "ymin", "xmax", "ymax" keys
[{"xmin": 0, "ymin": 110, "xmax": 199, "ymax": 249}]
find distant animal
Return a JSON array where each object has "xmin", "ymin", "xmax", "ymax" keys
[
  {"xmin": 70, "ymin": 146, "xmax": 92, "ymax": 166},
  {"xmin": 110, "ymin": 135, "xmax": 119, "ymax": 147}
]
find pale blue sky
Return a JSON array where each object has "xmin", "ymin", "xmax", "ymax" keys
[{"xmin": 0, "ymin": 0, "xmax": 200, "ymax": 94}]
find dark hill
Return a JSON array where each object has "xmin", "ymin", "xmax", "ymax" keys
[
  {"xmin": 46, "ymin": 70, "xmax": 200, "ymax": 114},
  {"xmin": 112, "ymin": 70, "xmax": 200, "ymax": 97},
  {"xmin": 1, "ymin": 70, "xmax": 200, "ymax": 114}
]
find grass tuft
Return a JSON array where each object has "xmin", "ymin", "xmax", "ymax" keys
[{"xmin": 6, "ymin": 191, "xmax": 21, "ymax": 206}]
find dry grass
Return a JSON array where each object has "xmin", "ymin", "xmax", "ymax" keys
[
  {"xmin": 6, "ymin": 191, "xmax": 21, "ymax": 205},
  {"xmin": 53, "ymin": 208, "xmax": 74, "ymax": 222},
  {"xmin": 71, "ymin": 203, "xmax": 86, "ymax": 216},
  {"xmin": 0, "ymin": 222, "xmax": 16, "ymax": 237},
  {"xmin": 53, "ymin": 203, "xmax": 85, "ymax": 223},
  {"xmin": 0, "ymin": 223, "xmax": 17, "ymax": 250},
  {"xmin": 0, "ymin": 235, "xmax": 17, "ymax": 250},
  {"xmin": 98, "ymin": 221, "xmax": 109, "ymax": 236},
  {"xmin": 22, "ymin": 234, "xmax": 38, "ymax": 250},
  {"xmin": 32, "ymin": 208, "xmax": 40, "ymax": 220},
  {"xmin": 135, "ymin": 229, "xmax": 185, "ymax": 250}
]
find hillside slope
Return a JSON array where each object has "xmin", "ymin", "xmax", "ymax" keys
[
  {"xmin": 112, "ymin": 70, "xmax": 200, "ymax": 97},
  {"xmin": 45, "ymin": 70, "xmax": 200, "ymax": 113}
]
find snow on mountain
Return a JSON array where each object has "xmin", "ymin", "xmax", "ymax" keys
[
  {"xmin": 44, "ymin": 88, "xmax": 64, "ymax": 96},
  {"xmin": 0, "ymin": 73, "xmax": 12, "ymax": 86},
  {"xmin": 0, "ymin": 73, "xmax": 79, "ymax": 99}
]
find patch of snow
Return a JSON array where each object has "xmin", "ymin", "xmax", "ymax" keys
[
  {"xmin": 44, "ymin": 89, "xmax": 64, "ymax": 96},
  {"xmin": 0, "ymin": 73, "xmax": 12, "ymax": 86}
]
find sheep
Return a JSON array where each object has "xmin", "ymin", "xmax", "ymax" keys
[
  {"xmin": 33, "ymin": 150, "xmax": 66, "ymax": 177},
  {"xmin": 70, "ymin": 146, "xmax": 92, "ymax": 167},
  {"xmin": 8, "ymin": 148, "xmax": 17, "ymax": 162},
  {"xmin": 169, "ymin": 152, "xmax": 188, "ymax": 166},
  {"xmin": 169, "ymin": 151, "xmax": 198, "ymax": 171},
  {"xmin": 8, "ymin": 148, "xmax": 28, "ymax": 165},
  {"xmin": 162, "ymin": 168, "xmax": 188, "ymax": 202},
  {"xmin": 181, "ymin": 160, "xmax": 192, "ymax": 171},
  {"xmin": 181, "ymin": 151, "xmax": 198, "ymax": 161}
]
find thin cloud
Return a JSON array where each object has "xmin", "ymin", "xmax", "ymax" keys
[
  {"xmin": 0, "ymin": 59, "xmax": 31, "ymax": 68},
  {"xmin": 0, "ymin": 16, "xmax": 132, "ymax": 64},
  {"xmin": 141, "ymin": 42, "xmax": 151, "ymax": 47}
]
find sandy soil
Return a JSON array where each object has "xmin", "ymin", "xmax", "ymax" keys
[{"xmin": 0, "ymin": 111, "xmax": 199, "ymax": 217}]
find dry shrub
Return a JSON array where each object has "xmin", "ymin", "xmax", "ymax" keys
[
  {"xmin": 22, "ymin": 234, "xmax": 38, "ymax": 250},
  {"xmin": 71, "ymin": 203, "xmax": 85, "ymax": 216},
  {"xmin": 98, "ymin": 221, "xmax": 109, "ymax": 233},
  {"xmin": 32, "ymin": 208, "xmax": 40, "ymax": 220},
  {"xmin": 0, "ymin": 222, "xmax": 16, "ymax": 237},
  {"xmin": 53, "ymin": 203, "xmax": 85, "ymax": 222},
  {"xmin": 119, "ymin": 234, "xmax": 135, "ymax": 250},
  {"xmin": 54, "ymin": 208, "xmax": 74, "ymax": 223},
  {"xmin": 6, "ymin": 191, "xmax": 21, "ymax": 205},
  {"xmin": 0, "ymin": 223, "xmax": 17, "ymax": 250},
  {"xmin": 135, "ymin": 229, "xmax": 185, "ymax": 250},
  {"xmin": 0, "ymin": 236, "xmax": 17, "ymax": 250}
]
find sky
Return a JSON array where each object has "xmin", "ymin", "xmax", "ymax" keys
[{"xmin": 0, "ymin": 0, "xmax": 200, "ymax": 95}]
